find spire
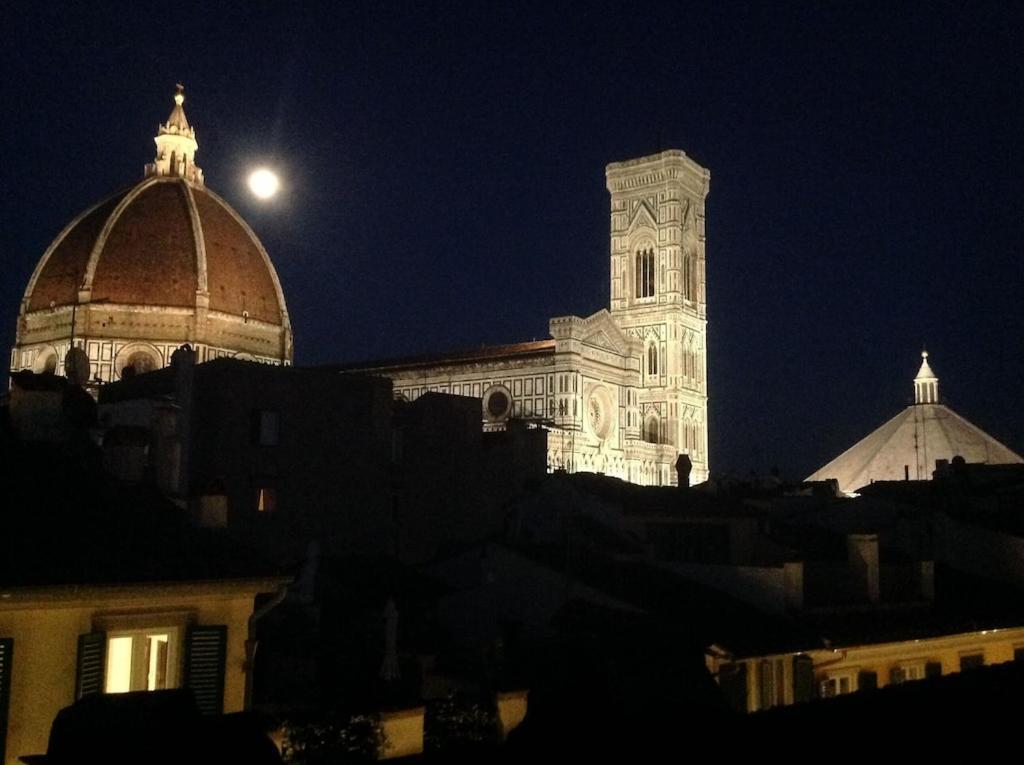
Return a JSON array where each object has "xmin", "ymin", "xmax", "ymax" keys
[
  {"xmin": 144, "ymin": 84, "xmax": 204, "ymax": 186},
  {"xmin": 914, "ymin": 349, "xmax": 939, "ymax": 404}
]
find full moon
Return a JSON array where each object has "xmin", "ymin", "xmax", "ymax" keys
[{"xmin": 248, "ymin": 168, "xmax": 280, "ymax": 199}]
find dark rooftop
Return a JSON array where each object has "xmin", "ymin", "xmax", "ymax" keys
[
  {"xmin": 322, "ymin": 339, "xmax": 556, "ymax": 374},
  {"xmin": 98, "ymin": 356, "xmax": 388, "ymax": 406},
  {"xmin": 0, "ymin": 419, "xmax": 285, "ymax": 589}
]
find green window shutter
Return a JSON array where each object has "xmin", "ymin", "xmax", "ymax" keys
[
  {"xmin": 857, "ymin": 670, "xmax": 878, "ymax": 691},
  {"xmin": 0, "ymin": 638, "xmax": 13, "ymax": 765},
  {"xmin": 718, "ymin": 662, "xmax": 749, "ymax": 713},
  {"xmin": 792, "ymin": 654, "xmax": 814, "ymax": 703},
  {"xmin": 925, "ymin": 661, "xmax": 942, "ymax": 678},
  {"xmin": 184, "ymin": 625, "xmax": 227, "ymax": 715},
  {"xmin": 758, "ymin": 660, "xmax": 771, "ymax": 710},
  {"xmin": 76, "ymin": 632, "xmax": 106, "ymax": 699}
]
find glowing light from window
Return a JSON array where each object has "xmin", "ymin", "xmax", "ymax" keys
[
  {"xmin": 105, "ymin": 636, "xmax": 133, "ymax": 693},
  {"xmin": 105, "ymin": 631, "xmax": 171, "ymax": 692}
]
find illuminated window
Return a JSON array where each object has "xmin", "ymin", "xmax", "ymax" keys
[
  {"xmin": 635, "ymin": 248, "xmax": 655, "ymax": 299},
  {"xmin": 77, "ymin": 621, "xmax": 228, "ymax": 714},
  {"xmin": 104, "ymin": 628, "xmax": 179, "ymax": 693},
  {"xmin": 257, "ymin": 486, "xmax": 277, "ymax": 513},
  {"xmin": 647, "ymin": 345, "xmax": 658, "ymax": 377}
]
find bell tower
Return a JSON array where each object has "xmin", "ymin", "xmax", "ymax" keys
[{"xmin": 605, "ymin": 150, "xmax": 711, "ymax": 483}]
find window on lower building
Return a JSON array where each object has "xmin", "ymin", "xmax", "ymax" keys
[
  {"xmin": 77, "ymin": 620, "xmax": 228, "ymax": 715},
  {"xmin": 105, "ymin": 628, "xmax": 179, "ymax": 693},
  {"xmin": 889, "ymin": 663, "xmax": 926, "ymax": 685},
  {"xmin": 257, "ymin": 486, "xmax": 277, "ymax": 513},
  {"xmin": 819, "ymin": 672, "xmax": 855, "ymax": 698},
  {"xmin": 960, "ymin": 653, "xmax": 985, "ymax": 671},
  {"xmin": 758, "ymin": 658, "xmax": 787, "ymax": 710}
]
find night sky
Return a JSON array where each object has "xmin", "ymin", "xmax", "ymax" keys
[{"xmin": 4, "ymin": 2, "xmax": 1022, "ymax": 479}]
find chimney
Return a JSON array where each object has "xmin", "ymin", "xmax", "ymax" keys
[
  {"xmin": 171, "ymin": 344, "xmax": 196, "ymax": 498},
  {"xmin": 152, "ymin": 401, "xmax": 182, "ymax": 496},
  {"xmin": 783, "ymin": 561, "xmax": 804, "ymax": 611},
  {"xmin": 675, "ymin": 454, "xmax": 693, "ymax": 488},
  {"xmin": 919, "ymin": 561, "xmax": 935, "ymax": 602},
  {"xmin": 847, "ymin": 534, "xmax": 880, "ymax": 604}
]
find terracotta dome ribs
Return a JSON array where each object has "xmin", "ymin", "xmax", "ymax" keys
[
  {"xmin": 193, "ymin": 188, "xmax": 282, "ymax": 324},
  {"xmin": 26, "ymin": 195, "xmax": 124, "ymax": 312},
  {"xmin": 23, "ymin": 179, "xmax": 286, "ymax": 327},
  {"xmin": 91, "ymin": 182, "xmax": 198, "ymax": 307}
]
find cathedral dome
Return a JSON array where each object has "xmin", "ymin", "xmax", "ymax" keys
[
  {"xmin": 13, "ymin": 86, "xmax": 292, "ymax": 382},
  {"xmin": 23, "ymin": 179, "xmax": 288, "ymax": 326}
]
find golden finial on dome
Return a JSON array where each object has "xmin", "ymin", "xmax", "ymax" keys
[{"xmin": 166, "ymin": 84, "xmax": 190, "ymax": 130}]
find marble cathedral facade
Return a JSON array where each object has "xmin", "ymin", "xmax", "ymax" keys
[{"xmin": 351, "ymin": 150, "xmax": 710, "ymax": 486}]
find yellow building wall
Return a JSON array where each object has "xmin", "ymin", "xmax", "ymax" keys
[
  {"xmin": 709, "ymin": 626, "xmax": 1024, "ymax": 713},
  {"xmin": 378, "ymin": 707, "xmax": 425, "ymax": 760},
  {"xmin": 0, "ymin": 586, "xmax": 266, "ymax": 765},
  {"xmin": 805, "ymin": 629, "xmax": 1024, "ymax": 692},
  {"xmin": 495, "ymin": 690, "xmax": 529, "ymax": 740}
]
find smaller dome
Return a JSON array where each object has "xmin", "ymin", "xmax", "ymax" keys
[{"xmin": 807, "ymin": 352, "xmax": 1022, "ymax": 494}]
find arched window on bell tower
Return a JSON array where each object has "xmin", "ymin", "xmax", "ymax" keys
[
  {"xmin": 644, "ymin": 415, "xmax": 660, "ymax": 444},
  {"xmin": 635, "ymin": 247, "xmax": 655, "ymax": 299},
  {"xmin": 647, "ymin": 344, "xmax": 658, "ymax": 378},
  {"xmin": 683, "ymin": 254, "xmax": 692, "ymax": 300}
]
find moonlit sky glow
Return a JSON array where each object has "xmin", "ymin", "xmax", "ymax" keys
[
  {"xmin": 3, "ymin": 2, "xmax": 1022, "ymax": 478},
  {"xmin": 248, "ymin": 168, "xmax": 280, "ymax": 199}
]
